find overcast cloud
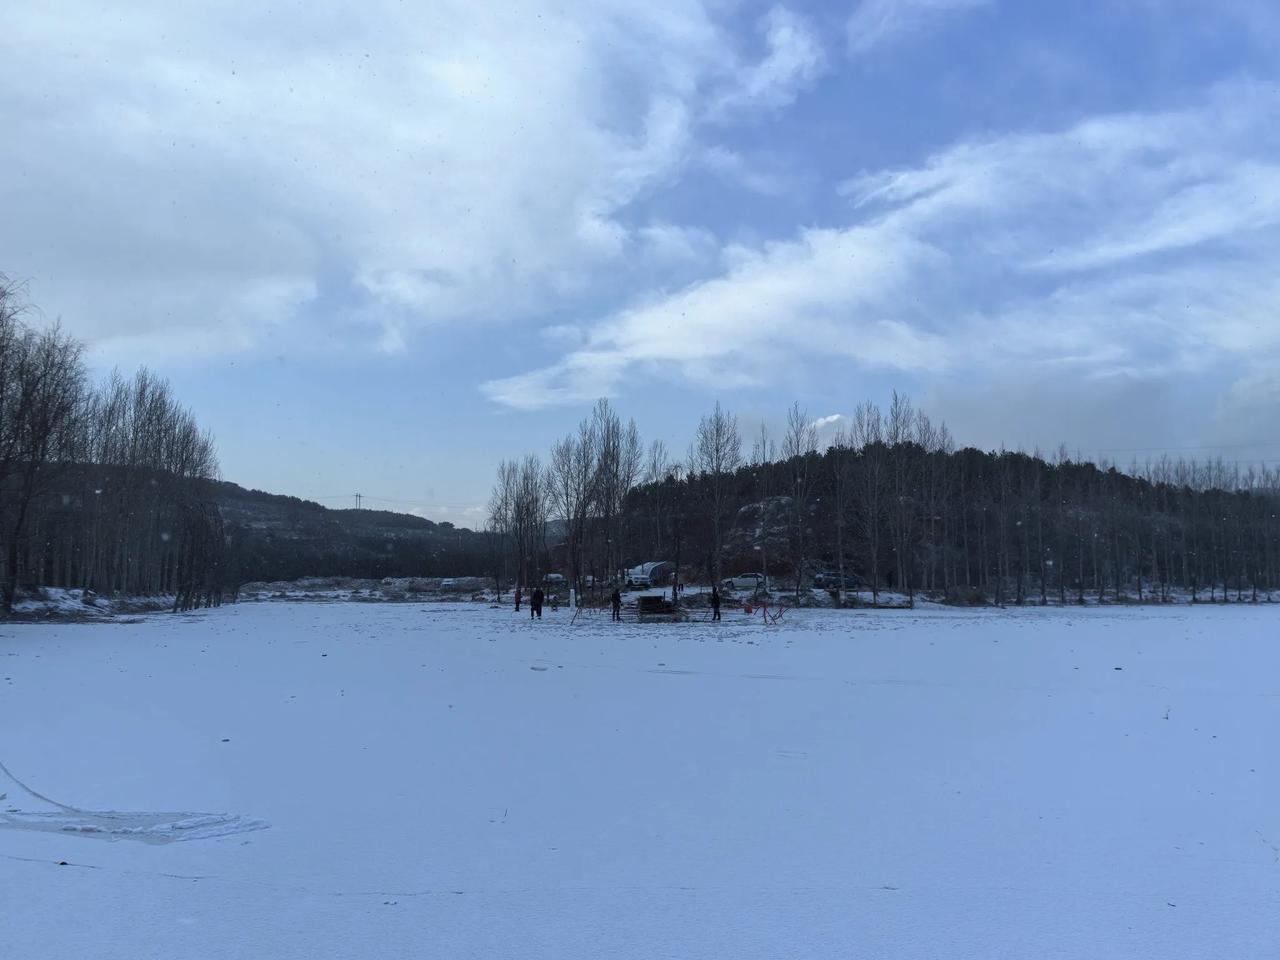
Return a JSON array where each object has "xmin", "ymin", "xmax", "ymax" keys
[{"xmin": 3, "ymin": 1, "xmax": 1278, "ymax": 522}]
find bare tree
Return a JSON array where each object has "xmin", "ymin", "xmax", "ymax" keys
[
  {"xmin": 644, "ymin": 438, "xmax": 671, "ymax": 559},
  {"xmin": 692, "ymin": 401, "xmax": 741, "ymax": 585},
  {"xmin": 886, "ymin": 391, "xmax": 917, "ymax": 604},
  {"xmin": 1, "ymin": 321, "xmax": 86, "ymax": 611},
  {"xmin": 851, "ymin": 401, "xmax": 885, "ymax": 605},
  {"xmin": 487, "ymin": 459, "xmax": 518, "ymax": 592},
  {"xmin": 829, "ymin": 424, "xmax": 852, "ymax": 605},
  {"xmin": 588, "ymin": 400, "xmax": 634, "ymax": 582},
  {"xmin": 616, "ymin": 417, "xmax": 644, "ymax": 573},
  {"xmin": 512, "ymin": 455, "xmax": 549, "ymax": 587},
  {"xmin": 782, "ymin": 402, "xmax": 818, "ymax": 601},
  {"xmin": 549, "ymin": 417, "xmax": 598, "ymax": 597},
  {"xmin": 750, "ymin": 421, "xmax": 776, "ymax": 594},
  {"xmin": 1, "ymin": 281, "xmax": 228, "ymax": 611}
]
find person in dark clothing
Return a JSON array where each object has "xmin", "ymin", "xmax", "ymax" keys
[
  {"xmin": 610, "ymin": 588, "xmax": 622, "ymax": 621},
  {"xmin": 710, "ymin": 585, "xmax": 721, "ymax": 621},
  {"xmin": 532, "ymin": 586, "xmax": 544, "ymax": 619},
  {"xmin": 514, "ymin": 587, "xmax": 522, "ymax": 612}
]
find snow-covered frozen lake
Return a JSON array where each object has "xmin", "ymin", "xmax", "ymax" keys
[{"xmin": 2, "ymin": 601, "xmax": 1277, "ymax": 958}]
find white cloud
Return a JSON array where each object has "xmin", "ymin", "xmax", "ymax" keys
[
  {"xmin": 483, "ymin": 352, "xmax": 631, "ymax": 410},
  {"xmin": 483, "ymin": 225, "xmax": 952, "ymax": 408},
  {"xmin": 0, "ymin": 1, "xmax": 804, "ymax": 361},
  {"xmin": 636, "ymin": 222, "xmax": 720, "ymax": 266},
  {"xmin": 710, "ymin": 6, "xmax": 826, "ymax": 118},
  {"xmin": 810, "ymin": 413, "xmax": 853, "ymax": 443},
  {"xmin": 1027, "ymin": 162, "xmax": 1280, "ymax": 272},
  {"xmin": 488, "ymin": 80, "xmax": 1280, "ymax": 408},
  {"xmin": 847, "ymin": 0, "xmax": 991, "ymax": 57},
  {"xmin": 698, "ymin": 145, "xmax": 793, "ymax": 195},
  {"xmin": 540, "ymin": 324, "xmax": 587, "ymax": 346}
]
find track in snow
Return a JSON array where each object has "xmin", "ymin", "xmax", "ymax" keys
[{"xmin": 0, "ymin": 757, "xmax": 267, "ymax": 844}]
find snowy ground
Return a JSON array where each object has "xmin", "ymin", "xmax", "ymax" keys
[{"xmin": 1, "ymin": 602, "xmax": 1277, "ymax": 959}]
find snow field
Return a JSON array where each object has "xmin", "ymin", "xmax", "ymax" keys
[{"xmin": 1, "ymin": 601, "xmax": 1277, "ymax": 958}]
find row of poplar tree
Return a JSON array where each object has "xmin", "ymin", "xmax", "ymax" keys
[
  {"xmin": 0, "ymin": 277, "xmax": 225, "ymax": 613},
  {"xmin": 490, "ymin": 393, "xmax": 1280, "ymax": 605}
]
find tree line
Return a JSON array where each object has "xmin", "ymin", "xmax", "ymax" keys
[
  {"xmin": 489, "ymin": 393, "xmax": 1280, "ymax": 605},
  {"xmin": 0, "ymin": 276, "xmax": 225, "ymax": 613}
]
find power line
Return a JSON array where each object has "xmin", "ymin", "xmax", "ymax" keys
[
  {"xmin": 360, "ymin": 494, "xmax": 482, "ymax": 509},
  {"xmin": 305, "ymin": 492, "xmax": 483, "ymax": 511}
]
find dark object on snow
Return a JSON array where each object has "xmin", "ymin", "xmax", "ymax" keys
[
  {"xmin": 531, "ymin": 587, "xmax": 544, "ymax": 619},
  {"xmin": 611, "ymin": 588, "xmax": 622, "ymax": 621},
  {"xmin": 635, "ymin": 595, "xmax": 687, "ymax": 622},
  {"xmin": 514, "ymin": 587, "xmax": 522, "ymax": 612},
  {"xmin": 710, "ymin": 586, "xmax": 722, "ymax": 622}
]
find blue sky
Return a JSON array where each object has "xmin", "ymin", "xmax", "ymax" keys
[{"xmin": 3, "ymin": 1, "xmax": 1280, "ymax": 525}]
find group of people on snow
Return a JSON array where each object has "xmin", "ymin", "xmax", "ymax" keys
[
  {"xmin": 513, "ymin": 581, "xmax": 723, "ymax": 622},
  {"xmin": 513, "ymin": 585, "xmax": 545, "ymax": 618}
]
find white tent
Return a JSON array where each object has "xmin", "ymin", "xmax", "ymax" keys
[{"xmin": 626, "ymin": 561, "xmax": 674, "ymax": 586}]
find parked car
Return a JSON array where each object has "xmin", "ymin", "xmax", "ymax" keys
[
  {"xmin": 544, "ymin": 573, "xmax": 566, "ymax": 586},
  {"xmin": 440, "ymin": 578, "xmax": 457, "ymax": 589},
  {"xmin": 721, "ymin": 573, "xmax": 766, "ymax": 591},
  {"xmin": 626, "ymin": 562, "xmax": 674, "ymax": 589}
]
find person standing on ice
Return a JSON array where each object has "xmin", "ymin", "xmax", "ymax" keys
[
  {"xmin": 610, "ymin": 587, "xmax": 622, "ymax": 621},
  {"xmin": 710, "ymin": 585, "xmax": 722, "ymax": 621},
  {"xmin": 514, "ymin": 586, "xmax": 522, "ymax": 612},
  {"xmin": 532, "ymin": 586, "xmax": 544, "ymax": 619}
]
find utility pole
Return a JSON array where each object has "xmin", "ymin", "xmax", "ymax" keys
[{"xmin": 354, "ymin": 493, "xmax": 362, "ymax": 510}]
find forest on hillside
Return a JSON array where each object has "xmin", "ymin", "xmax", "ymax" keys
[
  {"xmin": 7, "ymin": 270, "xmax": 1278, "ymax": 613},
  {"xmin": 1, "ymin": 278, "xmax": 500, "ymax": 613},
  {"xmin": 490, "ymin": 397, "xmax": 1280, "ymax": 605},
  {"xmin": 215, "ymin": 485, "xmax": 492, "ymax": 584}
]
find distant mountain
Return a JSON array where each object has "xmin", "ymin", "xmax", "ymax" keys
[{"xmin": 215, "ymin": 481, "xmax": 492, "ymax": 585}]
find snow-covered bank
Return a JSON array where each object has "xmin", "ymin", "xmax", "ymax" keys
[
  {"xmin": 237, "ymin": 575, "xmax": 491, "ymax": 603},
  {"xmin": 3, "ymin": 587, "xmax": 179, "ymax": 620},
  {"xmin": 2, "ymin": 602, "xmax": 1277, "ymax": 958}
]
